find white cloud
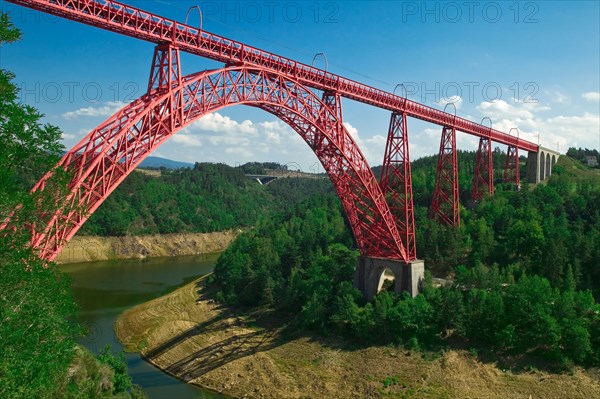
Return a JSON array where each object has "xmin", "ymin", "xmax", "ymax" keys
[
  {"xmin": 363, "ymin": 134, "xmax": 387, "ymax": 165},
  {"xmin": 75, "ymin": 128, "xmax": 94, "ymax": 138},
  {"xmin": 437, "ymin": 95, "xmax": 463, "ymax": 110},
  {"xmin": 259, "ymin": 120, "xmax": 287, "ymax": 144},
  {"xmin": 225, "ymin": 147, "xmax": 253, "ymax": 157},
  {"xmin": 365, "ymin": 134, "xmax": 386, "ymax": 147},
  {"xmin": 539, "ymin": 113, "xmax": 600, "ymax": 151},
  {"xmin": 582, "ymin": 91, "xmax": 600, "ymax": 102},
  {"xmin": 62, "ymin": 101, "xmax": 127, "ymax": 120},
  {"xmin": 402, "ymin": 98, "xmax": 598, "ymax": 161},
  {"xmin": 154, "ymin": 114, "xmax": 396, "ymax": 171},
  {"xmin": 549, "ymin": 91, "xmax": 569, "ymax": 104},
  {"xmin": 189, "ymin": 113, "xmax": 257, "ymax": 135},
  {"xmin": 206, "ymin": 135, "xmax": 250, "ymax": 147},
  {"xmin": 408, "ymin": 126, "xmax": 482, "ymax": 160},
  {"xmin": 156, "ymin": 111, "xmax": 321, "ymax": 170},
  {"xmin": 475, "ymin": 99, "xmax": 599, "ymax": 151},
  {"xmin": 59, "ymin": 128, "xmax": 94, "ymax": 145},
  {"xmin": 342, "ymin": 122, "xmax": 385, "ymax": 166},
  {"xmin": 170, "ymin": 134, "xmax": 202, "ymax": 147},
  {"xmin": 423, "ymin": 127, "xmax": 440, "ymax": 139},
  {"xmin": 59, "ymin": 98, "xmax": 596, "ymax": 173},
  {"xmin": 343, "ymin": 122, "xmax": 359, "ymax": 141},
  {"xmin": 476, "ymin": 99, "xmax": 550, "ymax": 120}
]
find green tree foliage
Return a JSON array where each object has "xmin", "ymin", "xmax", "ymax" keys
[
  {"xmin": 414, "ymin": 154, "xmax": 600, "ymax": 299},
  {"xmin": 0, "ymin": 14, "xmax": 78, "ymax": 398},
  {"xmin": 239, "ymin": 161, "xmax": 289, "ymax": 174},
  {"xmin": 211, "ymin": 153, "xmax": 600, "ymax": 368},
  {"xmin": 96, "ymin": 346, "xmax": 133, "ymax": 395},
  {"xmin": 566, "ymin": 147, "xmax": 599, "ymax": 167},
  {"xmin": 56, "ymin": 346, "xmax": 146, "ymax": 399},
  {"xmin": 80, "ymin": 163, "xmax": 332, "ymax": 236},
  {"xmin": 211, "ymin": 195, "xmax": 355, "ymax": 325},
  {"xmin": 0, "ymin": 14, "xmax": 145, "ymax": 398},
  {"xmin": 0, "ymin": 250, "xmax": 78, "ymax": 398}
]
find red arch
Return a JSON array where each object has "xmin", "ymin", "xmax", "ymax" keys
[{"xmin": 31, "ymin": 66, "xmax": 407, "ymax": 262}]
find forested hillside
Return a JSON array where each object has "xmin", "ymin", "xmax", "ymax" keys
[
  {"xmin": 566, "ymin": 147, "xmax": 600, "ymax": 166},
  {"xmin": 211, "ymin": 154, "xmax": 600, "ymax": 369},
  {"xmin": 80, "ymin": 163, "xmax": 332, "ymax": 236},
  {"xmin": 84, "ymin": 149, "xmax": 600, "ymax": 302},
  {"xmin": 81, "ymin": 150, "xmax": 518, "ymax": 237}
]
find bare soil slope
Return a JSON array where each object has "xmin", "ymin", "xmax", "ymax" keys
[
  {"xmin": 115, "ymin": 277, "xmax": 600, "ymax": 399},
  {"xmin": 57, "ymin": 231, "xmax": 238, "ymax": 264}
]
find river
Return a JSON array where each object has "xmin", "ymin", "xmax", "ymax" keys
[{"xmin": 61, "ymin": 254, "xmax": 229, "ymax": 399}]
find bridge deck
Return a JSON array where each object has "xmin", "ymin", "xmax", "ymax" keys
[{"xmin": 7, "ymin": 0, "xmax": 539, "ymax": 153}]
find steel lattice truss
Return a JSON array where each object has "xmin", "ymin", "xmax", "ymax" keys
[
  {"xmin": 6, "ymin": 0, "xmax": 538, "ymax": 152},
  {"xmin": 431, "ymin": 126, "xmax": 460, "ymax": 226},
  {"xmin": 504, "ymin": 145, "xmax": 521, "ymax": 187},
  {"xmin": 380, "ymin": 112, "xmax": 416, "ymax": 261},
  {"xmin": 4, "ymin": 0, "xmax": 546, "ymax": 263},
  {"xmin": 472, "ymin": 137, "xmax": 495, "ymax": 201},
  {"xmin": 30, "ymin": 47, "xmax": 407, "ymax": 262}
]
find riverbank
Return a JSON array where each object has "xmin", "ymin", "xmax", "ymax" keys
[
  {"xmin": 57, "ymin": 231, "xmax": 239, "ymax": 264},
  {"xmin": 64, "ymin": 254, "xmax": 225, "ymax": 398},
  {"xmin": 115, "ymin": 277, "xmax": 600, "ymax": 399}
]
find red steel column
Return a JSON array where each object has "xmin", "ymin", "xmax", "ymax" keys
[
  {"xmin": 148, "ymin": 44, "xmax": 182, "ymax": 92},
  {"xmin": 147, "ymin": 43, "xmax": 184, "ymax": 133},
  {"xmin": 472, "ymin": 137, "xmax": 494, "ymax": 201},
  {"xmin": 380, "ymin": 112, "xmax": 417, "ymax": 261},
  {"xmin": 319, "ymin": 91, "xmax": 344, "ymax": 150},
  {"xmin": 431, "ymin": 126, "xmax": 460, "ymax": 226},
  {"xmin": 503, "ymin": 145, "xmax": 520, "ymax": 187}
]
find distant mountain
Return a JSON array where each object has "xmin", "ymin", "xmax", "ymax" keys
[{"xmin": 139, "ymin": 156, "xmax": 194, "ymax": 169}]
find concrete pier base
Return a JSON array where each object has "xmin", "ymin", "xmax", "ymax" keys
[{"xmin": 355, "ymin": 257, "xmax": 425, "ymax": 300}]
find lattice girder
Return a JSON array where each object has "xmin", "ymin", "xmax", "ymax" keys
[
  {"xmin": 504, "ymin": 145, "xmax": 520, "ymax": 187},
  {"xmin": 30, "ymin": 66, "xmax": 408, "ymax": 262},
  {"xmin": 431, "ymin": 126, "xmax": 460, "ymax": 226},
  {"xmin": 472, "ymin": 137, "xmax": 494, "ymax": 201},
  {"xmin": 380, "ymin": 112, "xmax": 416, "ymax": 261}
]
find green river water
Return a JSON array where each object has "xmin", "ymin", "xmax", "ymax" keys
[{"xmin": 61, "ymin": 254, "xmax": 230, "ymax": 399}]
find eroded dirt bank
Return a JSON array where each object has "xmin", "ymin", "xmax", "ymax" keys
[
  {"xmin": 115, "ymin": 277, "xmax": 600, "ymax": 399},
  {"xmin": 56, "ymin": 231, "xmax": 239, "ymax": 264}
]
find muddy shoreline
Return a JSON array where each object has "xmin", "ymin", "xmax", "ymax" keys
[{"xmin": 115, "ymin": 277, "xmax": 600, "ymax": 399}]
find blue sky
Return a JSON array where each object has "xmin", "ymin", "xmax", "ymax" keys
[{"xmin": 1, "ymin": 0, "xmax": 598, "ymax": 171}]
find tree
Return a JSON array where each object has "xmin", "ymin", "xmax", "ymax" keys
[
  {"xmin": 1, "ymin": 14, "xmax": 150, "ymax": 398},
  {"xmin": 469, "ymin": 217, "xmax": 495, "ymax": 265},
  {"xmin": 96, "ymin": 346, "xmax": 133, "ymax": 394},
  {"xmin": 211, "ymin": 132, "xmax": 600, "ymax": 368},
  {"xmin": 0, "ymin": 13, "xmax": 82, "ymax": 398},
  {"xmin": 504, "ymin": 276, "xmax": 561, "ymax": 354}
]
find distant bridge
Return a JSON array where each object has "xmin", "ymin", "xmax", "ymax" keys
[
  {"xmin": 6, "ymin": 0, "xmax": 559, "ymax": 299},
  {"xmin": 245, "ymin": 175, "xmax": 278, "ymax": 185}
]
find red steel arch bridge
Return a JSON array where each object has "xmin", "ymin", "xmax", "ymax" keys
[{"xmin": 5, "ymin": 0, "xmax": 558, "ymax": 297}]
